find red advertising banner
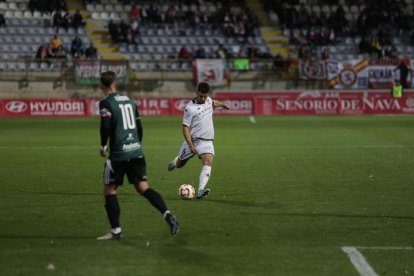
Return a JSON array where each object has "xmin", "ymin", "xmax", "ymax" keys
[
  {"xmin": 86, "ymin": 97, "xmax": 253, "ymax": 117},
  {"xmin": 253, "ymin": 91, "xmax": 414, "ymax": 115},
  {"xmin": 1, "ymin": 92, "xmax": 414, "ymax": 117}
]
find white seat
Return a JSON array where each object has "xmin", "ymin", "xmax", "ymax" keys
[
  {"xmin": 312, "ymin": 5, "xmax": 321, "ymax": 13},
  {"xmin": 86, "ymin": 4, "xmax": 94, "ymax": 12},
  {"xmin": 123, "ymin": 5, "xmax": 131, "ymax": 12},
  {"xmin": 14, "ymin": 10, "xmax": 24, "ymax": 18},
  {"xmin": 23, "ymin": 11, "xmax": 32, "ymax": 18},
  {"xmin": 109, "ymin": 12, "xmax": 119, "ymax": 20},
  {"xmin": 115, "ymin": 5, "xmax": 123, "ymax": 12},
  {"xmin": 30, "ymin": 62, "xmax": 40, "ymax": 71},
  {"xmin": 33, "ymin": 11, "xmax": 42, "ymax": 19},
  {"xmin": 350, "ymin": 5, "xmax": 359, "ymax": 13},
  {"xmin": 100, "ymin": 12, "xmax": 110, "ymax": 20},
  {"xmin": 104, "ymin": 4, "xmax": 113, "ymax": 11},
  {"xmin": 95, "ymin": 4, "xmax": 104, "ymax": 12},
  {"xmin": 8, "ymin": 2, "xmax": 18, "ymax": 10}
]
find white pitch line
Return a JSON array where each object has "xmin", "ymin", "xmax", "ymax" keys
[
  {"xmin": 356, "ymin": 246, "xmax": 413, "ymax": 250},
  {"xmin": 0, "ymin": 145, "xmax": 413, "ymax": 149},
  {"xmin": 342, "ymin": 246, "xmax": 378, "ymax": 276}
]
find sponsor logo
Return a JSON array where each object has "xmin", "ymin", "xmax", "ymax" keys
[
  {"xmin": 30, "ymin": 101, "xmax": 84, "ymax": 115},
  {"xmin": 5, "ymin": 101, "xmax": 27, "ymax": 113},
  {"xmin": 175, "ymin": 99, "xmax": 190, "ymax": 111},
  {"xmin": 136, "ymin": 99, "xmax": 169, "ymax": 109},
  {"xmin": 339, "ymin": 68, "xmax": 357, "ymax": 87},
  {"xmin": 122, "ymin": 142, "xmax": 140, "ymax": 151},
  {"xmin": 406, "ymin": 97, "xmax": 414, "ymax": 108}
]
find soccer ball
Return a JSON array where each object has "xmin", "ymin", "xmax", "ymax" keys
[{"xmin": 179, "ymin": 184, "xmax": 195, "ymax": 199}]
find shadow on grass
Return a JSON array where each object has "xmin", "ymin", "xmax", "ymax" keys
[
  {"xmin": 240, "ymin": 212, "xmax": 414, "ymax": 221},
  {"xmin": 20, "ymin": 192, "xmax": 101, "ymax": 196}
]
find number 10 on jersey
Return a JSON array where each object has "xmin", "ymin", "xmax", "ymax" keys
[{"xmin": 119, "ymin": 104, "xmax": 136, "ymax": 130}]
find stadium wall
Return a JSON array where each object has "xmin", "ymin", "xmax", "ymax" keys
[{"xmin": 0, "ymin": 70, "xmax": 296, "ymax": 99}]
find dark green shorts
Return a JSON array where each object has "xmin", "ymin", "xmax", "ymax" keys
[{"xmin": 103, "ymin": 157, "xmax": 147, "ymax": 185}]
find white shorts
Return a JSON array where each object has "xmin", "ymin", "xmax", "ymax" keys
[{"xmin": 178, "ymin": 139, "xmax": 215, "ymax": 160}]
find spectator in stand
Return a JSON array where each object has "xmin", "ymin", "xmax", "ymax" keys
[
  {"xmin": 130, "ymin": 5, "xmax": 141, "ymax": 20},
  {"xmin": 321, "ymin": 47, "xmax": 330, "ymax": 60},
  {"xmin": 178, "ymin": 45, "xmax": 191, "ymax": 60},
  {"xmin": 72, "ymin": 9, "xmax": 85, "ymax": 31},
  {"xmin": 297, "ymin": 3, "xmax": 309, "ymax": 29},
  {"xmin": 50, "ymin": 35, "xmax": 63, "ymax": 56},
  {"xmin": 130, "ymin": 19, "xmax": 139, "ymax": 35},
  {"xmin": 370, "ymin": 37, "xmax": 382, "ymax": 57},
  {"xmin": 236, "ymin": 45, "xmax": 248, "ymax": 58},
  {"xmin": 194, "ymin": 45, "xmax": 207, "ymax": 59},
  {"xmin": 71, "ymin": 36, "xmax": 85, "ymax": 58},
  {"xmin": 126, "ymin": 28, "xmax": 136, "ymax": 45},
  {"xmin": 359, "ymin": 36, "xmax": 370, "ymax": 54},
  {"xmin": 394, "ymin": 61, "xmax": 411, "ymax": 88},
  {"xmin": 119, "ymin": 20, "xmax": 130, "ymax": 43},
  {"xmin": 61, "ymin": 11, "xmax": 71, "ymax": 30},
  {"xmin": 272, "ymin": 54, "xmax": 285, "ymax": 71},
  {"xmin": 165, "ymin": 5, "xmax": 177, "ymax": 25},
  {"xmin": 306, "ymin": 27, "xmax": 319, "ymax": 45},
  {"xmin": 328, "ymin": 28, "xmax": 336, "ymax": 45},
  {"xmin": 108, "ymin": 20, "xmax": 120, "ymax": 43},
  {"xmin": 0, "ymin": 12, "xmax": 6, "ymax": 27},
  {"xmin": 215, "ymin": 44, "xmax": 230, "ymax": 59},
  {"xmin": 36, "ymin": 44, "xmax": 51, "ymax": 61},
  {"xmin": 53, "ymin": 11, "xmax": 63, "ymax": 31},
  {"xmin": 383, "ymin": 44, "xmax": 398, "ymax": 58},
  {"xmin": 147, "ymin": 4, "xmax": 160, "ymax": 23},
  {"xmin": 85, "ymin": 43, "xmax": 98, "ymax": 60},
  {"xmin": 289, "ymin": 29, "xmax": 304, "ymax": 46}
]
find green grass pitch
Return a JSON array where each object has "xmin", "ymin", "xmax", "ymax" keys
[{"xmin": 0, "ymin": 116, "xmax": 413, "ymax": 275}]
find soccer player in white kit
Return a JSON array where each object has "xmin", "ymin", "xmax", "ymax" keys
[{"xmin": 168, "ymin": 82, "xmax": 229, "ymax": 199}]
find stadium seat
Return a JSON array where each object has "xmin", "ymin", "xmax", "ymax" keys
[
  {"xmin": 95, "ymin": 4, "xmax": 104, "ymax": 12},
  {"xmin": 8, "ymin": 2, "xmax": 18, "ymax": 10},
  {"xmin": 104, "ymin": 4, "xmax": 113, "ymax": 11}
]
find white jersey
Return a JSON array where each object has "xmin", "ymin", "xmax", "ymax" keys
[{"xmin": 182, "ymin": 97, "xmax": 214, "ymax": 140}]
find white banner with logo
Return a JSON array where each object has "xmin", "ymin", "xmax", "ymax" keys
[
  {"xmin": 327, "ymin": 59, "xmax": 413, "ymax": 89},
  {"xmin": 192, "ymin": 59, "xmax": 230, "ymax": 87}
]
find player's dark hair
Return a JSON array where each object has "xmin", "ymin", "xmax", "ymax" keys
[
  {"xmin": 100, "ymin": 71, "xmax": 117, "ymax": 88},
  {"xmin": 197, "ymin": 82, "xmax": 210, "ymax": 94}
]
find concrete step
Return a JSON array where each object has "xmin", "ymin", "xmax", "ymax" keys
[
  {"xmin": 101, "ymin": 53, "xmax": 125, "ymax": 60},
  {"xmin": 261, "ymin": 30, "xmax": 283, "ymax": 37},
  {"xmin": 269, "ymin": 47, "xmax": 290, "ymax": 55},
  {"xmin": 265, "ymin": 37, "xmax": 288, "ymax": 44},
  {"xmin": 92, "ymin": 37, "xmax": 112, "ymax": 44},
  {"xmin": 97, "ymin": 46, "xmax": 119, "ymax": 53}
]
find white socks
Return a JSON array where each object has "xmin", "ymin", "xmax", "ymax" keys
[
  {"xmin": 111, "ymin": 227, "xmax": 122, "ymax": 235},
  {"xmin": 198, "ymin": 165, "xmax": 212, "ymax": 191},
  {"xmin": 163, "ymin": 210, "xmax": 171, "ymax": 219},
  {"xmin": 171, "ymin": 156, "xmax": 178, "ymax": 166}
]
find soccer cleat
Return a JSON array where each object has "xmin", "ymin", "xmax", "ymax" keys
[
  {"xmin": 167, "ymin": 160, "xmax": 176, "ymax": 171},
  {"xmin": 165, "ymin": 213, "xmax": 179, "ymax": 235},
  {"xmin": 96, "ymin": 232, "xmax": 122, "ymax": 240},
  {"xmin": 196, "ymin": 189, "xmax": 210, "ymax": 199}
]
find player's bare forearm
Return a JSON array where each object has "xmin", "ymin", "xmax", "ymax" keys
[{"xmin": 213, "ymin": 100, "xmax": 230, "ymax": 109}]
